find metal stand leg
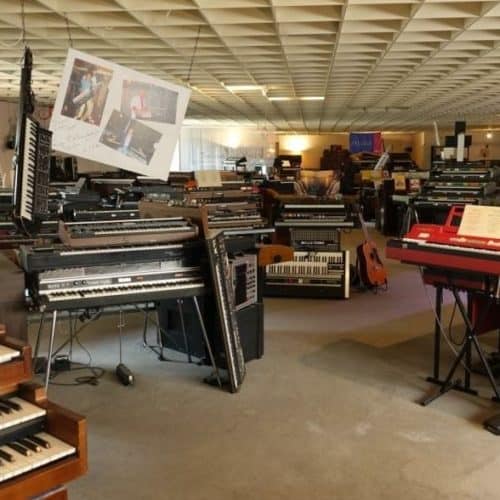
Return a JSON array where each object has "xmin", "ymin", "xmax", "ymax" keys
[
  {"xmin": 44, "ymin": 310, "xmax": 58, "ymax": 392},
  {"xmin": 177, "ymin": 299, "xmax": 192, "ymax": 363},
  {"xmin": 33, "ymin": 311, "xmax": 45, "ymax": 361},
  {"xmin": 142, "ymin": 308, "xmax": 150, "ymax": 347},
  {"xmin": 155, "ymin": 305, "xmax": 161, "ymax": 347},
  {"xmin": 193, "ymin": 296, "xmax": 222, "ymax": 388},
  {"xmin": 427, "ymin": 286, "xmax": 442, "ymax": 384},
  {"xmin": 464, "ymin": 293, "xmax": 473, "ymax": 390},
  {"xmin": 423, "ymin": 288, "xmax": 498, "ymax": 406}
]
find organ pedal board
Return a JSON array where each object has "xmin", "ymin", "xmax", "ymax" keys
[{"xmin": 0, "ymin": 324, "xmax": 87, "ymax": 499}]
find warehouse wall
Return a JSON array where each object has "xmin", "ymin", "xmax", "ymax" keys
[
  {"xmin": 278, "ymin": 132, "xmax": 417, "ymax": 169},
  {"xmin": 0, "ymin": 101, "xmax": 18, "ymax": 187}
]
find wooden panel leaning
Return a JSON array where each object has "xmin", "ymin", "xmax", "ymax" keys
[
  {"xmin": 0, "ymin": 325, "xmax": 87, "ymax": 499},
  {"xmin": 0, "ymin": 325, "xmax": 32, "ymax": 392}
]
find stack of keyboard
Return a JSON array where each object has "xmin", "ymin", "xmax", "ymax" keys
[{"xmin": 415, "ymin": 161, "xmax": 498, "ymax": 210}]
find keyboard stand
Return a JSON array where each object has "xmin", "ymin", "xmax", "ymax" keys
[
  {"xmin": 422, "ymin": 285, "xmax": 500, "ymax": 406},
  {"xmin": 34, "ymin": 296, "xmax": 222, "ymax": 392}
]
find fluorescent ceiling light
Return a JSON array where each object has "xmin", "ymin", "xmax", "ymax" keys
[
  {"xmin": 269, "ymin": 96, "xmax": 325, "ymax": 102},
  {"xmin": 223, "ymin": 84, "xmax": 265, "ymax": 92},
  {"xmin": 299, "ymin": 96, "xmax": 325, "ymax": 101}
]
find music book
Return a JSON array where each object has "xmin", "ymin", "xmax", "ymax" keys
[
  {"xmin": 195, "ymin": 170, "xmax": 222, "ymax": 188},
  {"xmin": 458, "ymin": 205, "xmax": 500, "ymax": 240}
]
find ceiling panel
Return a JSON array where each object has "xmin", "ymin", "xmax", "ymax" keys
[{"xmin": 0, "ymin": 0, "xmax": 499, "ymax": 131}]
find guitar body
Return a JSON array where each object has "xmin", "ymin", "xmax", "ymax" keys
[{"xmin": 357, "ymin": 240, "xmax": 387, "ymax": 288}]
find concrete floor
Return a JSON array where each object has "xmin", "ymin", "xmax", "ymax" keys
[{"xmin": 30, "ymin": 231, "xmax": 500, "ymax": 500}]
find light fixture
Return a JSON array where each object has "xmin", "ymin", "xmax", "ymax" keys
[
  {"xmin": 299, "ymin": 96, "xmax": 325, "ymax": 101},
  {"xmin": 268, "ymin": 96, "xmax": 325, "ymax": 102},
  {"xmin": 223, "ymin": 84, "xmax": 265, "ymax": 92},
  {"xmin": 486, "ymin": 131, "xmax": 493, "ymax": 139}
]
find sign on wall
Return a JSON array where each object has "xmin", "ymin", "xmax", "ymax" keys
[
  {"xmin": 50, "ymin": 49, "xmax": 190, "ymax": 180},
  {"xmin": 349, "ymin": 132, "xmax": 383, "ymax": 154}
]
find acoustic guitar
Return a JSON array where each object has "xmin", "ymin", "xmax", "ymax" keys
[{"xmin": 356, "ymin": 211, "xmax": 388, "ymax": 288}]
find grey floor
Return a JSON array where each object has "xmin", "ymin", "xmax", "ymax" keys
[{"xmin": 29, "ymin": 231, "xmax": 500, "ymax": 500}]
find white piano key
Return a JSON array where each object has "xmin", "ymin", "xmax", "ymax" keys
[
  {"xmin": 0, "ymin": 398, "xmax": 46, "ymax": 431},
  {"xmin": 0, "ymin": 345, "xmax": 20, "ymax": 364},
  {"xmin": 0, "ymin": 433, "xmax": 75, "ymax": 484}
]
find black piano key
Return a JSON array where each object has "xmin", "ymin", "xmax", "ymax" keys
[
  {"xmin": 28, "ymin": 435, "xmax": 50, "ymax": 449},
  {"xmin": 7, "ymin": 443, "xmax": 31, "ymax": 457},
  {"xmin": 0, "ymin": 399, "xmax": 21, "ymax": 411},
  {"xmin": 18, "ymin": 438, "xmax": 41, "ymax": 453},
  {"xmin": 0, "ymin": 403, "xmax": 13, "ymax": 415},
  {"xmin": 0, "ymin": 449, "xmax": 13, "ymax": 462}
]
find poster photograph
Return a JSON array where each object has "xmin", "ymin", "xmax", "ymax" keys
[
  {"xmin": 100, "ymin": 110, "xmax": 162, "ymax": 165},
  {"xmin": 50, "ymin": 48, "xmax": 190, "ymax": 180},
  {"xmin": 61, "ymin": 58, "xmax": 113, "ymax": 126},
  {"xmin": 121, "ymin": 80, "xmax": 178, "ymax": 124}
]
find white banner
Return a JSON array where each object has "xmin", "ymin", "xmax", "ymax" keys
[{"xmin": 50, "ymin": 49, "xmax": 190, "ymax": 180}]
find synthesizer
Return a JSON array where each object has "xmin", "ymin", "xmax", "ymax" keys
[
  {"xmin": 275, "ymin": 203, "xmax": 354, "ymax": 228},
  {"xmin": 265, "ymin": 250, "xmax": 350, "ymax": 299},
  {"xmin": 20, "ymin": 241, "xmax": 201, "ymax": 273},
  {"xmin": 386, "ymin": 225, "xmax": 500, "ymax": 277},
  {"xmin": 58, "ymin": 217, "xmax": 199, "ymax": 248},
  {"xmin": 12, "ymin": 48, "xmax": 52, "ymax": 235},
  {"xmin": 28, "ymin": 261, "xmax": 205, "ymax": 311},
  {"xmin": 415, "ymin": 161, "xmax": 498, "ymax": 211},
  {"xmin": 139, "ymin": 199, "xmax": 270, "ymax": 238},
  {"xmin": 71, "ymin": 208, "xmax": 140, "ymax": 221}
]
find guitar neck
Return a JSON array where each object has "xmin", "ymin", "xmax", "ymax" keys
[{"xmin": 358, "ymin": 211, "xmax": 370, "ymax": 241}]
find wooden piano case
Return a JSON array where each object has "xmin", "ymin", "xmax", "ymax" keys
[{"xmin": 0, "ymin": 326, "xmax": 87, "ymax": 500}]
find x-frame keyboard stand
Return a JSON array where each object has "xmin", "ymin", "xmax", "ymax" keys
[{"xmin": 422, "ymin": 279, "xmax": 500, "ymax": 406}]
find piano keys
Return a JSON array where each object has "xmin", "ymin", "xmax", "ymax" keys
[
  {"xmin": 12, "ymin": 48, "xmax": 52, "ymax": 235},
  {"xmin": 139, "ymin": 199, "xmax": 269, "ymax": 238},
  {"xmin": 265, "ymin": 251, "xmax": 350, "ymax": 299},
  {"xmin": 0, "ymin": 432, "xmax": 75, "ymax": 483},
  {"xmin": 30, "ymin": 261, "xmax": 205, "ymax": 311},
  {"xmin": 0, "ymin": 325, "xmax": 86, "ymax": 498},
  {"xmin": 0, "ymin": 396, "xmax": 45, "ymax": 430},
  {"xmin": 386, "ymin": 224, "xmax": 500, "ymax": 277}
]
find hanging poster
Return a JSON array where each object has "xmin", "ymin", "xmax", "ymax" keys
[
  {"xmin": 349, "ymin": 132, "xmax": 383, "ymax": 154},
  {"xmin": 50, "ymin": 49, "xmax": 190, "ymax": 180}
]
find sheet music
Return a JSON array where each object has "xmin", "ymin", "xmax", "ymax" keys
[
  {"xmin": 458, "ymin": 205, "xmax": 500, "ymax": 240},
  {"xmin": 195, "ymin": 170, "xmax": 222, "ymax": 188}
]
